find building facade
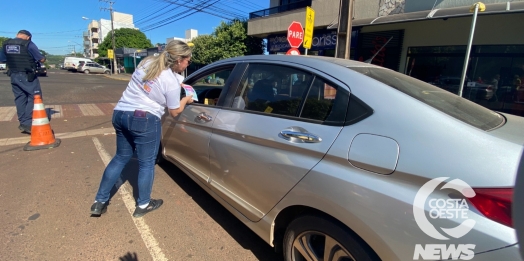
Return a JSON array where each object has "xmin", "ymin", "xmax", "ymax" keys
[
  {"xmin": 166, "ymin": 29, "xmax": 198, "ymax": 44},
  {"xmin": 248, "ymin": 0, "xmax": 524, "ymax": 116},
  {"xmin": 83, "ymin": 12, "xmax": 137, "ymax": 59}
]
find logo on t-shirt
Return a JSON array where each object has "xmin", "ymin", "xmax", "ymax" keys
[{"xmin": 143, "ymin": 83, "xmax": 152, "ymax": 93}]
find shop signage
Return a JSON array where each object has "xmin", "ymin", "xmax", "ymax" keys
[{"xmin": 268, "ymin": 30, "xmax": 339, "ymax": 53}]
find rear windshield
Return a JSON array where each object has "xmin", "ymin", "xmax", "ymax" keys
[{"xmin": 349, "ymin": 67, "xmax": 504, "ymax": 131}]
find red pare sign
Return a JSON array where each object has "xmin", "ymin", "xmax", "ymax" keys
[{"xmin": 287, "ymin": 21, "xmax": 304, "ymax": 48}]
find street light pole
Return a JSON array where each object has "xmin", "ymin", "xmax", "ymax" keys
[
  {"xmin": 458, "ymin": 2, "xmax": 485, "ymax": 97},
  {"xmin": 100, "ymin": 0, "xmax": 118, "ymax": 75},
  {"xmin": 110, "ymin": 9, "xmax": 118, "ymax": 75}
]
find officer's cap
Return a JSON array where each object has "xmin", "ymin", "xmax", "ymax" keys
[{"xmin": 18, "ymin": 30, "xmax": 32, "ymax": 38}]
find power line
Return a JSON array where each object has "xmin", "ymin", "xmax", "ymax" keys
[
  {"xmin": 136, "ymin": 4, "xmax": 184, "ymax": 27},
  {"xmin": 142, "ymin": 0, "xmax": 222, "ymax": 32}
]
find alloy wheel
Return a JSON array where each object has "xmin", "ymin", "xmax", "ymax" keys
[{"xmin": 291, "ymin": 231, "xmax": 356, "ymax": 261}]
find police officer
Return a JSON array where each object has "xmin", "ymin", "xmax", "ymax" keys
[{"xmin": 0, "ymin": 30, "xmax": 46, "ymax": 134}]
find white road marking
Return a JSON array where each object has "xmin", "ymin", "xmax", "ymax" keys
[
  {"xmin": 45, "ymin": 105, "xmax": 63, "ymax": 118},
  {"xmin": 0, "ymin": 106, "xmax": 17, "ymax": 121},
  {"xmin": 79, "ymin": 104, "xmax": 104, "ymax": 116},
  {"xmin": 91, "ymin": 137, "xmax": 168, "ymax": 261}
]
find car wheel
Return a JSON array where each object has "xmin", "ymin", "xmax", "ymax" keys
[
  {"xmin": 84, "ymin": 70, "xmax": 90, "ymax": 74},
  {"xmin": 283, "ymin": 215, "xmax": 380, "ymax": 261},
  {"xmin": 104, "ymin": 70, "xmax": 110, "ymax": 74}
]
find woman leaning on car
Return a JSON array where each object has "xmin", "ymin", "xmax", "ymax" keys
[{"xmin": 90, "ymin": 40, "xmax": 194, "ymax": 218}]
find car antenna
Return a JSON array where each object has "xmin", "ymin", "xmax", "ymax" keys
[{"xmin": 364, "ymin": 36, "xmax": 393, "ymax": 64}]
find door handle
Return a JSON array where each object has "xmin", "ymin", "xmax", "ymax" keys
[
  {"xmin": 196, "ymin": 112, "xmax": 213, "ymax": 122},
  {"xmin": 279, "ymin": 126, "xmax": 322, "ymax": 143}
]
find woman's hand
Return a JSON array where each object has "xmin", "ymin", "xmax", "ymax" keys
[{"xmin": 184, "ymin": 95, "xmax": 194, "ymax": 104}]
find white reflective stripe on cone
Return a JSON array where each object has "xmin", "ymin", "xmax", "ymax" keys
[
  {"xmin": 33, "ymin": 103, "xmax": 45, "ymax": 110},
  {"xmin": 32, "ymin": 117, "xmax": 50, "ymax": 126}
]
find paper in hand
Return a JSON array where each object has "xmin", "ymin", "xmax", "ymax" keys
[{"xmin": 181, "ymin": 84, "xmax": 198, "ymax": 101}]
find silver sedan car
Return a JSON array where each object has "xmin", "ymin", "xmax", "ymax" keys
[{"xmin": 159, "ymin": 55, "xmax": 522, "ymax": 261}]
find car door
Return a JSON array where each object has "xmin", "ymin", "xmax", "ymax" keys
[
  {"xmin": 207, "ymin": 62, "xmax": 349, "ymax": 221},
  {"xmin": 161, "ymin": 64, "xmax": 243, "ymax": 185},
  {"xmin": 93, "ymin": 64, "xmax": 102, "ymax": 73}
]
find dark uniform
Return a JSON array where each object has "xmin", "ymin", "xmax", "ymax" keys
[{"xmin": 0, "ymin": 30, "xmax": 45, "ymax": 133}]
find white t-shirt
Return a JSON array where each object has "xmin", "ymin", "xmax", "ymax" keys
[{"xmin": 114, "ymin": 64, "xmax": 185, "ymax": 119}]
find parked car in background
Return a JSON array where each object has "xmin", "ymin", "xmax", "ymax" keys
[
  {"xmin": 0, "ymin": 63, "xmax": 6, "ymax": 70},
  {"xmin": 77, "ymin": 62, "xmax": 110, "ymax": 74},
  {"xmin": 159, "ymin": 55, "xmax": 522, "ymax": 261},
  {"xmin": 36, "ymin": 62, "xmax": 47, "ymax": 77},
  {"xmin": 63, "ymin": 57, "xmax": 92, "ymax": 71}
]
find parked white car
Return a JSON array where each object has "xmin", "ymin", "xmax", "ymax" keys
[{"xmin": 0, "ymin": 63, "xmax": 6, "ymax": 70}]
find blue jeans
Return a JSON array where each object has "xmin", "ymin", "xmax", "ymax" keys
[{"xmin": 95, "ymin": 110, "xmax": 161, "ymax": 206}]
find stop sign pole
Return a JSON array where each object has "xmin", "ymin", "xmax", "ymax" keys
[{"xmin": 287, "ymin": 21, "xmax": 304, "ymax": 55}]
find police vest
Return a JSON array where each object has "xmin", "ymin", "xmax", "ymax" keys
[{"xmin": 3, "ymin": 38, "xmax": 36, "ymax": 73}]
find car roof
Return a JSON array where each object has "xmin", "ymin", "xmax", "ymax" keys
[{"xmin": 213, "ymin": 54, "xmax": 384, "ymax": 69}]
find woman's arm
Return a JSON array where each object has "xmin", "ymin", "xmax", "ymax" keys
[{"xmin": 168, "ymin": 96, "xmax": 194, "ymax": 117}]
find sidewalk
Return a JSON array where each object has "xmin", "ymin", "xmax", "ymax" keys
[{"xmin": 105, "ymin": 72, "xmax": 131, "ymax": 82}]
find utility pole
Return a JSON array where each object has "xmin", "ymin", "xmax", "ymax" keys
[
  {"xmin": 335, "ymin": 0, "xmax": 354, "ymax": 59},
  {"xmin": 100, "ymin": 0, "xmax": 118, "ymax": 74}
]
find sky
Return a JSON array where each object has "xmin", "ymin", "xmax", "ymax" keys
[{"xmin": 0, "ymin": 0, "xmax": 267, "ymax": 55}]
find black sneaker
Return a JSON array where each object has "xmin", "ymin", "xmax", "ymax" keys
[
  {"xmin": 133, "ymin": 199, "xmax": 163, "ymax": 218},
  {"xmin": 18, "ymin": 124, "xmax": 31, "ymax": 134},
  {"xmin": 90, "ymin": 201, "xmax": 107, "ymax": 216}
]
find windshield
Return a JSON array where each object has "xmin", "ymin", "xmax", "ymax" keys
[{"xmin": 349, "ymin": 67, "xmax": 504, "ymax": 131}]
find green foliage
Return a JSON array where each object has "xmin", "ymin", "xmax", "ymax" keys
[
  {"xmin": 98, "ymin": 28, "xmax": 153, "ymax": 57},
  {"xmin": 0, "ymin": 36, "xmax": 9, "ymax": 45},
  {"xmin": 191, "ymin": 19, "xmax": 265, "ymax": 65},
  {"xmin": 45, "ymin": 54, "xmax": 67, "ymax": 67}
]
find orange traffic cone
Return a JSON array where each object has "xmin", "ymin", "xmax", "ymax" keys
[{"xmin": 23, "ymin": 95, "xmax": 61, "ymax": 151}]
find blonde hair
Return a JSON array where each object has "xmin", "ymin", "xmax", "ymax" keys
[{"xmin": 138, "ymin": 40, "xmax": 192, "ymax": 81}]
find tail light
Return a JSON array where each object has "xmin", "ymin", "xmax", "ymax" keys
[{"xmin": 467, "ymin": 188, "xmax": 513, "ymax": 227}]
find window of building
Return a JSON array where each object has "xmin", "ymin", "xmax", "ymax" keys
[
  {"xmin": 406, "ymin": 45, "xmax": 524, "ymax": 117},
  {"xmin": 280, "ymin": 0, "xmax": 303, "ymax": 6}
]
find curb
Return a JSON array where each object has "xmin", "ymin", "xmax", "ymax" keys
[{"xmin": 104, "ymin": 74, "xmax": 131, "ymax": 82}]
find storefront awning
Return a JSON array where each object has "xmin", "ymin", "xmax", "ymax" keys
[{"xmin": 328, "ymin": 1, "xmax": 524, "ymax": 29}]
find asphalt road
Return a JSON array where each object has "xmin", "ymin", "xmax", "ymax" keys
[{"xmin": 0, "ymin": 71, "xmax": 282, "ymax": 261}]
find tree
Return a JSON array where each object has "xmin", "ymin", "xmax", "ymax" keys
[
  {"xmin": 0, "ymin": 36, "xmax": 9, "ymax": 46},
  {"xmin": 98, "ymin": 28, "xmax": 153, "ymax": 57},
  {"xmin": 191, "ymin": 19, "xmax": 265, "ymax": 65}
]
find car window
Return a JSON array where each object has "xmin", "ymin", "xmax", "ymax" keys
[
  {"xmin": 350, "ymin": 67, "xmax": 504, "ymax": 131},
  {"xmin": 234, "ymin": 63, "xmax": 313, "ymax": 117},
  {"xmin": 300, "ymin": 77, "xmax": 338, "ymax": 121},
  {"xmin": 186, "ymin": 69, "xmax": 232, "ymax": 106}
]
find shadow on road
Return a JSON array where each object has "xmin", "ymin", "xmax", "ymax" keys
[{"xmin": 158, "ymin": 161, "xmax": 284, "ymax": 261}]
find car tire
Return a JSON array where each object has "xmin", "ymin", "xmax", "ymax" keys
[
  {"xmin": 104, "ymin": 71, "xmax": 110, "ymax": 74},
  {"xmin": 283, "ymin": 215, "xmax": 380, "ymax": 261},
  {"xmin": 84, "ymin": 70, "xmax": 90, "ymax": 74}
]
